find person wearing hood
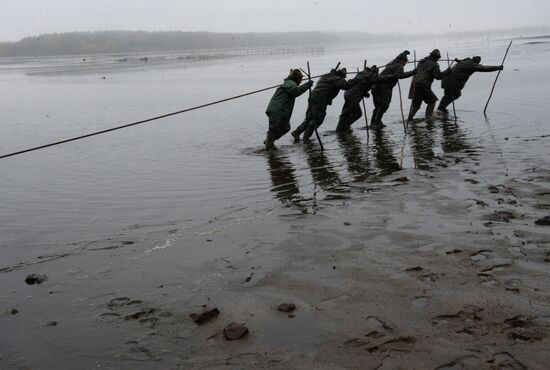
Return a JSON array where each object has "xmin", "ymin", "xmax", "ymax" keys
[
  {"xmin": 292, "ymin": 67, "xmax": 357, "ymax": 142},
  {"xmin": 437, "ymin": 56, "xmax": 503, "ymax": 113},
  {"xmin": 407, "ymin": 49, "xmax": 451, "ymax": 122},
  {"xmin": 335, "ymin": 65, "xmax": 379, "ymax": 132},
  {"xmin": 264, "ymin": 69, "xmax": 313, "ymax": 150},
  {"xmin": 371, "ymin": 50, "xmax": 417, "ymax": 125}
]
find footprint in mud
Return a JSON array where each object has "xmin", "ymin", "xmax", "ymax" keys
[
  {"xmin": 482, "ymin": 210, "xmax": 518, "ymax": 223},
  {"xmin": 504, "ymin": 279, "xmax": 523, "ymax": 293},
  {"xmin": 101, "ymin": 297, "xmax": 171, "ymax": 329},
  {"xmin": 478, "ymin": 274, "xmax": 500, "ymax": 288},
  {"xmin": 480, "ymin": 264, "xmax": 512, "ymax": 274},
  {"xmin": 435, "ymin": 355, "xmax": 482, "ymax": 370},
  {"xmin": 87, "ymin": 240, "xmax": 135, "ymax": 251},
  {"xmin": 470, "ymin": 250, "xmax": 492, "ymax": 262},
  {"xmin": 344, "ymin": 316, "xmax": 394, "ymax": 348},
  {"xmin": 366, "ymin": 336, "xmax": 416, "ymax": 353},
  {"xmin": 487, "ymin": 352, "xmax": 526, "ymax": 370},
  {"xmin": 431, "ymin": 306, "xmax": 486, "ymax": 336},
  {"xmin": 412, "ymin": 296, "xmax": 429, "ymax": 308},
  {"xmin": 121, "ymin": 341, "xmax": 161, "ymax": 362},
  {"xmin": 404, "ymin": 266, "xmax": 443, "ymax": 282},
  {"xmin": 503, "ymin": 315, "xmax": 545, "ymax": 343}
]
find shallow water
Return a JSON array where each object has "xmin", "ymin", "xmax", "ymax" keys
[{"xmin": 1, "ymin": 37, "xmax": 550, "ymax": 369}]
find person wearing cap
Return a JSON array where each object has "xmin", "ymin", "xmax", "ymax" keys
[
  {"xmin": 371, "ymin": 50, "xmax": 417, "ymax": 125},
  {"xmin": 437, "ymin": 56, "xmax": 503, "ymax": 114},
  {"xmin": 407, "ymin": 49, "xmax": 451, "ymax": 122},
  {"xmin": 264, "ymin": 69, "xmax": 313, "ymax": 150},
  {"xmin": 336, "ymin": 65, "xmax": 379, "ymax": 132},
  {"xmin": 292, "ymin": 67, "xmax": 357, "ymax": 142}
]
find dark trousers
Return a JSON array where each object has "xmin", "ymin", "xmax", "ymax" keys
[
  {"xmin": 438, "ymin": 85, "xmax": 462, "ymax": 111},
  {"xmin": 410, "ymin": 84, "xmax": 438, "ymax": 109},
  {"xmin": 267, "ymin": 112, "xmax": 290, "ymax": 141},
  {"xmin": 295, "ymin": 102, "xmax": 328, "ymax": 139},
  {"xmin": 336, "ymin": 99, "xmax": 362, "ymax": 131}
]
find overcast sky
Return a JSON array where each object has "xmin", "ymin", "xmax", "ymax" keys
[{"xmin": 1, "ymin": 0, "xmax": 548, "ymax": 41}]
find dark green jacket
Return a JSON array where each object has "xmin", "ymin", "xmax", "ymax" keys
[
  {"xmin": 310, "ymin": 71, "xmax": 356, "ymax": 105},
  {"xmin": 373, "ymin": 58, "xmax": 416, "ymax": 95},
  {"xmin": 442, "ymin": 58, "xmax": 501, "ymax": 90},
  {"xmin": 266, "ymin": 78, "xmax": 310, "ymax": 120},
  {"xmin": 344, "ymin": 68, "xmax": 379, "ymax": 102},
  {"xmin": 409, "ymin": 56, "xmax": 451, "ymax": 98}
]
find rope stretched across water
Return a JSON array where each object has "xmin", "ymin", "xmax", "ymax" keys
[
  {"xmin": 0, "ymin": 59, "xmax": 443, "ymax": 160},
  {"xmin": 0, "ymin": 80, "xmax": 316, "ymax": 160}
]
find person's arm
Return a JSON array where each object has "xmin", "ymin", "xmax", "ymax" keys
[
  {"xmin": 473, "ymin": 64, "xmax": 503, "ymax": 72},
  {"xmin": 335, "ymin": 76, "xmax": 355, "ymax": 90},
  {"xmin": 399, "ymin": 68, "xmax": 417, "ymax": 79},
  {"xmin": 434, "ymin": 63, "xmax": 451, "ymax": 80},
  {"xmin": 283, "ymin": 80, "xmax": 312, "ymax": 97}
]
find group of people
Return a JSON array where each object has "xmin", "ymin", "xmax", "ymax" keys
[{"xmin": 264, "ymin": 48, "xmax": 503, "ymax": 150}]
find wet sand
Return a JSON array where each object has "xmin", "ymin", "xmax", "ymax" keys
[{"xmin": 2, "ymin": 39, "xmax": 550, "ymax": 369}]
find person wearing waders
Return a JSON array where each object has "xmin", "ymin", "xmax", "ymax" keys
[
  {"xmin": 264, "ymin": 69, "xmax": 313, "ymax": 150},
  {"xmin": 437, "ymin": 56, "xmax": 503, "ymax": 114},
  {"xmin": 335, "ymin": 64, "xmax": 379, "ymax": 132},
  {"xmin": 407, "ymin": 49, "xmax": 451, "ymax": 122},
  {"xmin": 291, "ymin": 67, "xmax": 356, "ymax": 142},
  {"xmin": 371, "ymin": 50, "xmax": 417, "ymax": 126}
]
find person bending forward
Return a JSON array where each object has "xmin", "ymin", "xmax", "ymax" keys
[
  {"xmin": 264, "ymin": 69, "xmax": 313, "ymax": 150},
  {"xmin": 438, "ymin": 56, "xmax": 503, "ymax": 114}
]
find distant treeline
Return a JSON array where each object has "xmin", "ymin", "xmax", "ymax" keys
[
  {"xmin": 0, "ymin": 31, "xmax": 380, "ymax": 57},
  {"xmin": 1, "ymin": 28, "xmax": 548, "ymax": 58}
]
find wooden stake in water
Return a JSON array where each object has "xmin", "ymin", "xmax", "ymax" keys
[
  {"xmin": 447, "ymin": 52, "xmax": 457, "ymax": 120},
  {"xmin": 307, "ymin": 61, "xmax": 324, "ymax": 151},
  {"xmin": 483, "ymin": 40, "xmax": 513, "ymax": 115}
]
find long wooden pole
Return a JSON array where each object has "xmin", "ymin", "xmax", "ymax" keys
[
  {"xmin": 483, "ymin": 40, "xmax": 513, "ymax": 115},
  {"xmin": 397, "ymin": 81, "xmax": 407, "ymax": 133},
  {"xmin": 357, "ymin": 65, "xmax": 369, "ymax": 139},
  {"xmin": 307, "ymin": 61, "xmax": 324, "ymax": 151},
  {"xmin": 446, "ymin": 52, "xmax": 457, "ymax": 119}
]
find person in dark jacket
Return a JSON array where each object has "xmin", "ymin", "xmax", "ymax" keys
[
  {"xmin": 291, "ymin": 67, "xmax": 356, "ymax": 142},
  {"xmin": 407, "ymin": 49, "xmax": 451, "ymax": 122},
  {"xmin": 264, "ymin": 69, "xmax": 313, "ymax": 150},
  {"xmin": 371, "ymin": 51, "xmax": 416, "ymax": 125},
  {"xmin": 335, "ymin": 65, "xmax": 379, "ymax": 132},
  {"xmin": 437, "ymin": 56, "xmax": 503, "ymax": 113}
]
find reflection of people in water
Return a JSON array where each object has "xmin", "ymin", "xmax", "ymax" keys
[
  {"xmin": 336, "ymin": 131, "xmax": 373, "ymax": 182},
  {"xmin": 440, "ymin": 117, "xmax": 471, "ymax": 154},
  {"xmin": 371, "ymin": 126, "xmax": 401, "ymax": 176},
  {"xmin": 304, "ymin": 144, "xmax": 345, "ymax": 193},
  {"xmin": 409, "ymin": 122, "xmax": 436, "ymax": 170},
  {"xmin": 266, "ymin": 151, "xmax": 303, "ymax": 207}
]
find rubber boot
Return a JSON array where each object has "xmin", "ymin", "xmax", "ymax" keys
[
  {"xmin": 302, "ymin": 124, "xmax": 316, "ymax": 142},
  {"xmin": 437, "ymin": 96, "xmax": 451, "ymax": 114},
  {"xmin": 407, "ymin": 105, "xmax": 420, "ymax": 122},
  {"xmin": 264, "ymin": 133, "xmax": 275, "ymax": 150},
  {"xmin": 291, "ymin": 124, "xmax": 306, "ymax": 142},
  {"xmin": 374, "ymin": 110, "xmax": 385, "ymax": 126},
  {"xmin": 371, "ymin": 109, "xmax": 378, "ymax": 126},
  {"xmin": 425, "ymin": 103, "xmax": 436, "ymax": 119}
]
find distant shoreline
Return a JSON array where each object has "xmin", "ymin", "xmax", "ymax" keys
[{"xmin": 1, "ymin": 28, "xmax": 548, "ymax": 58}]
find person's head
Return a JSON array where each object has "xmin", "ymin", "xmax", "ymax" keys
[
  {"xmin": 430, "ymin": 49, "xmax": 441, "ymax": 60},
  {"xmin": 472, "ymin": 56, "xmax": 482, "ymax": 64},
  {"xmin": 335, "ymin": 68, "xmax": 347, "ymax": 78},
  {"xmin": 397, "ymin": 50, "xmax": 410, "ymax": 66},
  {"xmin": 288, "ymin": 69, "xmax": 303, "ymax": 84}
]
